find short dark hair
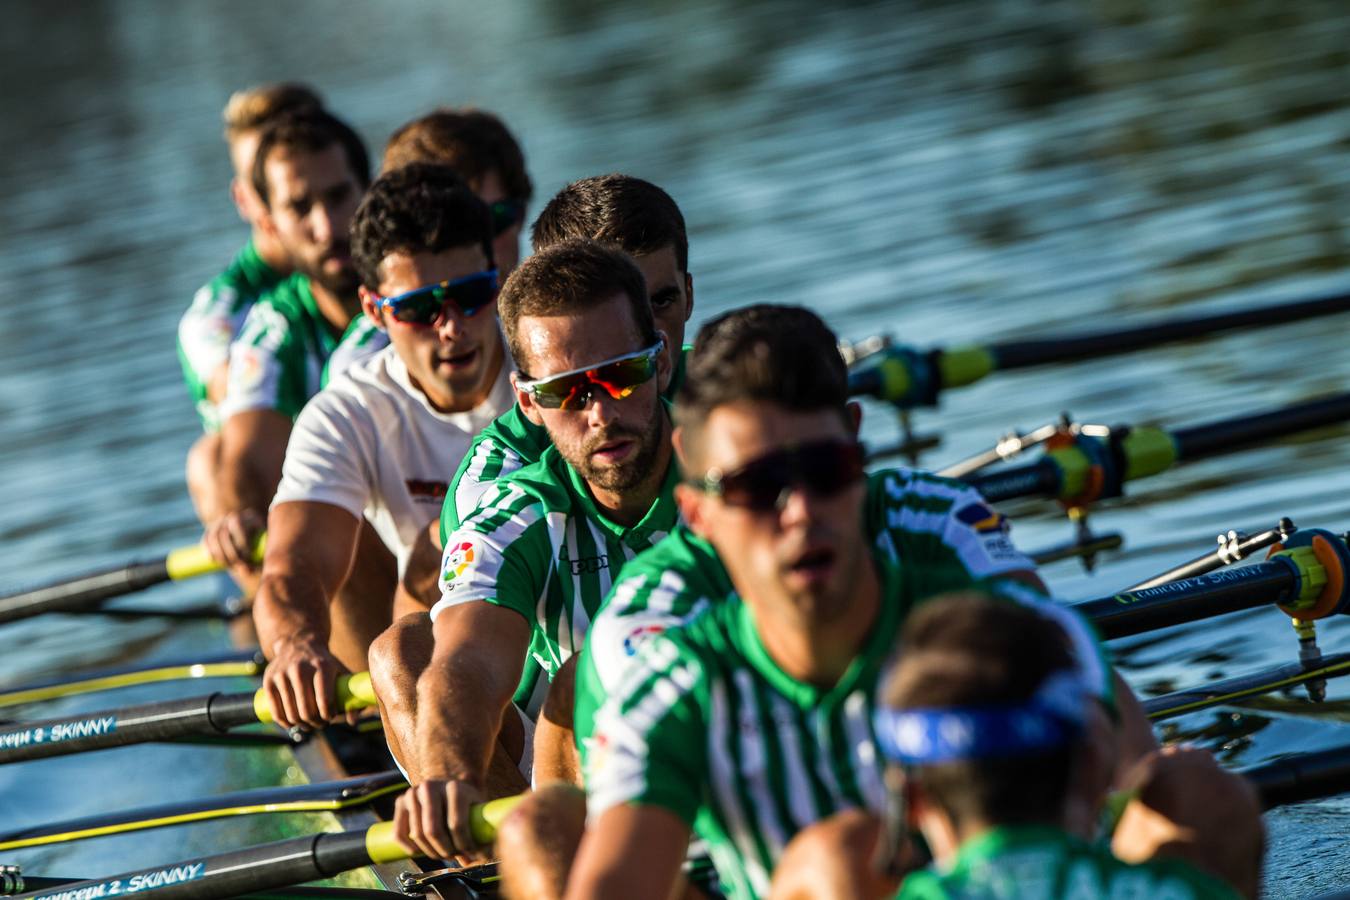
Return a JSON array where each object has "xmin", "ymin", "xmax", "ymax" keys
[
  {"xmin": 251, "ymin": 109, "xmax": 371, "ymax": 209},
  {"xmin": 531, "ymin": 174, "xmax": 688, "ymax": 272},
  {"xmin": 674, "ymin": 305, "xmax": 848, "ymax": 442},
  {"xmin": 498, "ymin": 239, "xmax": 655, "ymax": 376},
  {"xmin": 222, "ymin": 82, "xmax": 323, "ymax": 143},
  {"xmin": 349, "ymin": 163, "xmax": 495, "ymax": 290},
  {"xmin": 883, "ymin": 594, "xmax": 1079, "ymax": 831},
  {"xmin": 382, "ymin": 108, "xmax": 532, "ymax": 203}
]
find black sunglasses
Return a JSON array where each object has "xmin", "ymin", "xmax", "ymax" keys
[
  {"xmin": 697, "ymin": 439, "xmax": 865, "ymax": 512},
  {"xmin": 489, "ymin": 200, "xmax": 526, "ymax": 237}
]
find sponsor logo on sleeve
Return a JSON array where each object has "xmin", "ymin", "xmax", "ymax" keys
[
  {"xmin": 955, "ymin": 501, "xmax": 1023, "ymax": 561},
  {"xmin": 622, "ymin": 622, "xmax": 668, "ymax": 656},
  {"xmin": 441, "ymin": 539, "xmax": 478, "ymax": 589}
]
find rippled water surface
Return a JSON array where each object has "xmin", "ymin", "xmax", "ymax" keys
[{"xmin": 2, "ymin": 0, "xmax": 1349, "ymax": 894}]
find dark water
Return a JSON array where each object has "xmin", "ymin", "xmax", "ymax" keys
[{"xmin": 2, "ymin": 0, "xmax": 1349, "ymax": 893}]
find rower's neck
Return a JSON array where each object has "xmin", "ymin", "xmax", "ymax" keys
[
  {"xmin": 308, "ymin": 279, "xmax": 358, "ymax": 338},
  {"xmin": 587, "ymin": 417, "xmax": 673, "ymax": 528},
  {"xmin": 252, "ymin": 227, "xmax": 291, "ymax": 273},
  {"xmin": 757, "ymin": 554, "xmax": 881, "ymax": 688}
]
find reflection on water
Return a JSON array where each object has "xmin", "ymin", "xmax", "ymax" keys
[{"xmin": 2, "ymin": 0, "xmax": 1349, "ymax": 894}]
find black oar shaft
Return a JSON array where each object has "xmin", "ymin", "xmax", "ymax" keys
[
  {"xmin": 0, "ymin": 561, "xmax": 169, "ymax": 625},
  {"xmin": 1244, "ymin": 744, "xmax": 1350, "ymax": 810},
  {"xmin": 1076, "ymin": 562, "xmax": 1298, "ymax": 640},
  {"xmin": 962, "ymin": 458, "xmax": 1062, "ymax": 504},
  {"xmin": 13, "ymin": 831, "xmax": 373, "ymax": 900},
  {"xmin": 989, "ymin": 292, "xmax": 1350, "ymax": 371},
  {"xmin": 0, "ymin": 692, "xmax": 259, "ymax": 764},
  {"xmin": 1171, "ymin": 393, "xmax": 1350, "ymax": 461}
]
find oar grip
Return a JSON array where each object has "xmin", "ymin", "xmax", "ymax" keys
[
  {"xmin": 251, "ymin": 671, "xmax": 378, "ymax": 724},
  {"xmin": 361, "ymin": 794, "xmax": 524, "ymax": 863},
  {"xmin": 167, "ymin": 534, "xmax": 267, "ymax": 581}
]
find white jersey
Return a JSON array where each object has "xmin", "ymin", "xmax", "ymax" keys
[{"xmin": 272, "ymin": 345, "xmax": 514, "ymax": 573}]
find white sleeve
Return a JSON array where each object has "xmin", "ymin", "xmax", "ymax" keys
[{"xmin": 270, "ymin": 389, "xmax": 373, "ymax": 520}]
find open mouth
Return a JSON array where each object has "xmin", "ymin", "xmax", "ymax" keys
[
  {"xmin": 437, "ymin": 348, "xmax": 478, "ymax": 369},
  {"xmin": 591, "ymin": 438, "xmax": 635, "ymax": 465},
  {"xmin": 787, "ymin": 546, "xmax": 837, "ymax": 582}
]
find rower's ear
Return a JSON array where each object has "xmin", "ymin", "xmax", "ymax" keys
[
  {"xmin": 847, "ymin": 400, "xmax": 863, "ymax": 436},
  {"xmin": 512, "ymin": 372, "xmax": 545, "ymax": 425},
  {"xmin": 357, "ymin": 287, "xmax": 386, "ymax": 330},
  {"xmin": 675, "ymin": 482, "xmax": 709, "ymax": 540}
]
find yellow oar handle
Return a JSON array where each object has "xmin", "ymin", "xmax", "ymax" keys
[
  {"xmin": 363, "ymin": 794, "xmax": 526, "ymax": 863},
  {"xmin": 165, "ymin": 533, "xmax": 267, "ymax": 580},
  {"xmin": 252, "ymin": 671, "xmax": 378, "ymax": 723}
]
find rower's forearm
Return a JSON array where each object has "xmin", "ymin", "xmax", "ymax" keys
[
  {"xmin": 254, "ymin": 573, "xmax": 333, "ymax": 658},
  {"xmin": 414, "ymin": 658, "xmax": 510, "ymax": 785}
]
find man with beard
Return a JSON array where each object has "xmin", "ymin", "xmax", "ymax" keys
[
  {"xmin": 555, "ymin": 306, "xmax": 1153, "ymax": 900},
  {"xmin": 251, "ymin": 164, "xmax": 515, "ymax": 730},
  {"xmin": 179, "ymin": 83, "xmax": 322, "ymax": 528},
  {"xmin": 388, "ymin": 239, "xmax": 678, "ymax": 862},
  {"xmin": 325, "ymin": 108, "xmax": 534, "ymax": 378},
  {"xmin": 206, "ymin": 108, "xmax": 373, "ymax": 589}
]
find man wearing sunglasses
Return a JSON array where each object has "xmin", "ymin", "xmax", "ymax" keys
[
  {"xmin": 554, "ymin": 306, "xmax": 1154, "ymax": 900},
  {"xmin": 250, "ymin": 163, "xmax": 515, "ymax": 732},
  {"xmin": 387, "ymin": 239, "xmax": 680, "ymax": 864},
  {"xmin": 206, "ymin": 108, "xmax": 374, "ymax": 593},
  {"xmin": 369, "ymin": 174, "xmax": 695, "ymax": 787},
  {"xmin": 325, "ymin": 108, "xmax": 534, "ymax": 382}
]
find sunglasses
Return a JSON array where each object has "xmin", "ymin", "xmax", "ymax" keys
[
  {"xmin": 489, "ymin": 200, "xmax": 526, "ymax": 237},
  {"xmin": 517, "ymin": 340, "xmax": 664, "ymax": 410},
  {"xmin": 377, "ymin": 270, "xmax": 499, "ymax": 327},
  {"xmin": 697, "ymin": 439, "xmax": 865, "ymax": 512}
]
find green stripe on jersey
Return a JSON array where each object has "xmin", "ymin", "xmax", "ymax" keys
[
  {"xmin": 897, "ymin": 826, "xmax": 1241, "ymax": 900},
  {"xmin": 440, "ymin": 346, "xmax": 692, "ymax": 541},
  {"xmin": 177, "ymin": 240, "xmax": 285, "ymax": 432},
  {"xmin": 578, "ymin": 468, "xmax": 1113, "ymax": 900},
  {"xmin": 223, "ymin": 274, "xmax": 345, "ymax": 421},
  {"xmin": 435, "ymin": 444, "xmax": 681, "ymax": 681}
]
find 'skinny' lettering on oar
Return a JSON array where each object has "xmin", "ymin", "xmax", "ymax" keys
[
  {"xmin": 48, "ymin": 716, "xmax": 117, "ymax": 742},
  {"xmin": 35, "ymin": 863, "xmax": 205, "ymax": 900}
]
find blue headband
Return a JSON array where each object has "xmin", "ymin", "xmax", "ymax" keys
[{"xmin": 874, "ymin": 671, "xmax": 1088, "ymax": 766}]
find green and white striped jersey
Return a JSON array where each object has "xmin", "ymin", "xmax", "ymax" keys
[
  {"xmin": 219, "ymin": 274, "xmax": 347, "ymax": 422},
  {"xmin": 441, "ymin": 347, "xmax": 691, "ymax": 536},
  {"xmin": 897, "ymin": 826, "xmax": 1239, "ymax": 900},
  {"xmin": 177, "ymin": 240, "xmax": 285, "ymax": 432},
  {"xmin": 433, "ymin": 444, "xmax": 682, "ymax": 683},
  {"xmin": 323, "ymin": 312, "xmax": 391, "ymax": 385},
  {"xmin": 578, "ymin": 469, "xmax": 1112, "ymax": 900}
]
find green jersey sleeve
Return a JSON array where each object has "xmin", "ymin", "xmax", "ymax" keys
[
  {"xmin": 582, "ymin": 631, "xmax": 709, "ymax": 828},
  {"xmin": 440, "ymin": 406, "xmax": 551, "ymax": 543},
  {"xmin": 431, "ymin": 479, "xmax": 553, "ymax": 626}
]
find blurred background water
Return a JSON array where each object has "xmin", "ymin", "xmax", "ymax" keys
[{"xmin": 1, "ymin": 0, "xmax": 1349, "ymax": 894}]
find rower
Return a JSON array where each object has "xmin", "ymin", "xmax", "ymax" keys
[
  {"xmin": 555, "ymin": 305, "xmax": 1155, "ymax": 900},
  {"xmin": 204, "ymin": 108, "xmax": 372, "ymax": 592},
  {"xmin": 179, "ymin": 83, "xmax": 322, "ymax": 530},
  {"xmin": 768, "ymin": 593, "xmax": 1255, "ymax": 900},
  {"xmin": 387, "ymin": 239, "xmax": 679, "ymax": 861},
  {"xmin": 251, "ymin": 163, "xmax": 514, "ymax": 728},
  {"xmin": 326, "ymin": 108, "xmax": 534, "ymax": 379},
  {"xmin": 369, "ymin": 175, "xmax": 695, "ymax": 785}
]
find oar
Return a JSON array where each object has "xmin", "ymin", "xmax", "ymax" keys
[
  {"xmin": 0, "ymin": 672, "xmax": 375, "ymax": 765},
  {"xmin": 1144, "ymin": 652, "xmax": 1350, "ymax": 721},
  {"xmin": 0, "ymin": 535, "xmax": 266, "ymax": 626},
  {"xmin": 1243, "ymin": 743, "xmax": 1350, "ymax": 810},
  {"xmin": 961, "ymin": 392, "xmax": 1350, "ymax": 505},
  {"xmin": 9, "ymin": 797, "xmax": 523, "ymax": 900},
  {"xmin": 1072, "ymin": 527, "xmax": 1350, "ymax": 640},
  {"xmin": 0, "ymin": 650, "xmax": 264, "ymax": 710},
  {"xmin": 848, "ymin": 290, "xmax": 1350, "ymax": 409},
  {"xmin": 0, "ymin": 771, "xmax": 407, "ymax": 851}
]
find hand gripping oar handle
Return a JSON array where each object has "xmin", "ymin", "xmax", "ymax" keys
[
  {"xmin": 0, "ymin": 672, "xmax": 374, "ymax": 765},
  {"xmin": 0, "ymin": 536, "xmax": 266, "ymax": 626},
  {"xmin": 10, "ymin": 796, "xmax": 525, "ymax": 900}
]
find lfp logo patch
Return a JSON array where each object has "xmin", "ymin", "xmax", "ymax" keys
[
  {"xmin": 442, "ymin": 540, "xmax": 477, "ymax": 586},
  {"xmin": 622, "ymin": 623, "xmax": 667, "ymax": 656}
]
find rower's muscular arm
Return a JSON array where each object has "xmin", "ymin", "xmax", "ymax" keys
[
  {"xmin": 395, "ymin": 601, "xmax": 531, "ymax": 860},
  {"xmin": 396, "ymin": 521, "xmax": 444, "ymax": 615},
  {"xmin": 253, "ymin": 500, "xmax": 361, "ymax": 729},
  {"xmin": 208, "ymin": 409, "xmax": 291, "ymax": 571},
  {"xmin": 564, "ymin": 805, "xmax": 690, "ymax": 900}
]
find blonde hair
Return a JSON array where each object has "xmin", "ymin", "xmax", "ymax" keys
[{"xmin": 222, "ymin": 83, "xmax": 323, "ymax": 142}]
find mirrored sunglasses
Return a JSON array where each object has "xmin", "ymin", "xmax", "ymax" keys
[
  {"xmin": 378, "ymin": 270, "xmax": 499, "ymax": 327},
  {"xmin": 517, "ymin": 340, "xmax": 665, "ymax": 410}
]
